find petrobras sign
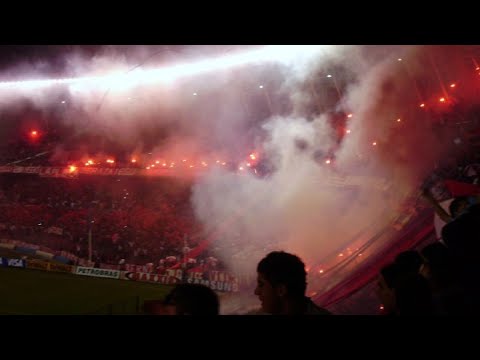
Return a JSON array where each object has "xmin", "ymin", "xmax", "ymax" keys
[{"xmin": 75, "ymin": 266, "xmax": 120, "ymax": 279}]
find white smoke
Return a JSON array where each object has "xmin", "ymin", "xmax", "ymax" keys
[{"xmin": 192, "ymin": 45, "xmax": 479, "ymax": 313}]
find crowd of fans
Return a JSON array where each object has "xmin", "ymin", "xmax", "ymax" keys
[
  {"xmin": 0, "ymin": 173, "xmax": 224, "ymax": 272},
  {"xmin": 373, "ymin": 117, "xmax": 480, "ymax": 315},
  {"xmin": 377, "ymin": 197, "xmax": 480, "ymax": 316}
]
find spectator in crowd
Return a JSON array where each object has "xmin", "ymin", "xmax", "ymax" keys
[
  {"xmin": 158, "ymin": 283, "xmax": 220, "ymax": 315},
  {"xmin": 376, "ymin": 263, "xmax": 399, "ymax": 316},
  {"xmin": 254, "ymin": 251, "xmax": 331, "ymax": 315},
  {"xmin": 376, "ymin": 262, "xmax": 433, "ymax": 316},
  {"xmin": 394, "ymin": 250, "xmax": 423, "ymax": 277},
  {"xmin": 395, "ymin": 273, "xmax": 433, "ymax": 315},
  {"xmin": 420, "ymin": 242, "xmax": 466, "ymax": 315},
  {"xmin": 420, "ymin": 242, "xmax": 453, "ymax": 286},
  {"xmin": 448, "ymin": 196, "xmax": 471, "ymax": 219},
  {"xmin": 441, "ymin": 203, "xmax": 480, "ymax": 314},
  {"xmin": 423, "ymin": 180, "xmax": 480, "ymax": 225},
  {"xmin": 422, "ymin": 188, "xmax": 469, "ymax": 223},
  {"xmin": 442, "ymin": 203, "xmax": 480, "ymax": 261}
]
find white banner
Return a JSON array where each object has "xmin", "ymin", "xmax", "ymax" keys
[{"xmin": 75, "ymin": 266, "xmax": 120, "ymax": 279}]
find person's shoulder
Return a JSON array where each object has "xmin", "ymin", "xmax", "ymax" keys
[{"xmin": 305, "ymin": 298, "xmax": 332, "ymax": 315}]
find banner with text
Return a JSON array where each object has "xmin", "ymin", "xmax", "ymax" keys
[{"xmin": 76, "ymin": 266, "xmax": 120, "ymax": 279}]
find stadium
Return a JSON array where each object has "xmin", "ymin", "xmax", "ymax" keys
[{"xmin": 1, "ymin": 45, "xmax": 479, "ymax": 315}]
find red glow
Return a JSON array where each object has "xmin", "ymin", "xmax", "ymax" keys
[
  {"xmin": 249, "ymin": 153, "xmax": 256, "ymax": 160},
  {"xmin": 339, "ymin": 253, "xmax": 344, "ymax": 257},
  {"xmin": 325, "ymin": 159, "xmax": 331, "ymax": 164},
  {"xmin": 439, "ymin": 97, "xmax": 445, "ymax": 102},
  {"xmin": 29, "ymin": 130, "xmax": 40, "ymax": 142},
  {"xmin": 68, "ymin": 165, "xmax": 77, "ymax": 173},
  {"xmin": 476, "ymin": 67, "xmax": 480, "ymax": 71},
  {"xmin": 372, "ymin": 142, "xmax": 377, "ymax": 146},
  {"xmin": 131, "ymin": 159, "xmax": 137, "ymax": 163},
  {"xmin": 450, "ymin": 83, "xmax": 456, "ymax": 88},
  {"xmin": 420, "ymin": 103, "xmax": 425, "ymax": 108},
  {"xmin": 380, "ymin": 305, "xmax": 384, "ymax": 310},
  {"xmin": 397, "ymin": 118, "xmax": 401, "ymax": 122},
  {"xmin": 319, "ymin": 269, "xmax": 324, "ymax": 274},
  {"xmin": 347, "ymin": 113, "xmax": 353, "ymax": 118},
  {"xmin": 106, "ymin": 159, "xmax": 115, "ymax": 164},
  {"xmin": 346, "ymin": 129, "xmax": 351, "ymax": 134}
]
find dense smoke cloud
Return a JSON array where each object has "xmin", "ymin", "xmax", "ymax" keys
[{"xmin": 191, "ymin": 45, "xmax": 478, "ymax": 312}]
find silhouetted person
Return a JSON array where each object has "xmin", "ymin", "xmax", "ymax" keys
[
  {"xmin": 395, "ymin": 274, "xmax": 433, "ymax": 316},
  {"xmin": 145, "ymin": 283, "xmax": 219, "ymax": 315},
  {"xmin": 441, "ymin": 204, "xmax": 480, "ymax": 314},
  {"xmin": 442, "ymin": 203, "xmax": 480, "ymax": 262},
  {"xmin": 376, "ymin": 263, "xmax": 400, "ymax": 315},
  {"xmin": 422, "ymin": 188, "xmax": 471, "ymax": 223},
  {"xmin": 376, "ymin": 262, "xmax": 433, "ymax": 316},
  {"xmin": 163, "ymin": 283, "xmax": 219, "ymax": 315},
  {"xmin": 420, "ymin": 242, "xmax": 453, "ymax": 287},
  {"xmin": 394, "ymin": 250, "xmax": 423, "ymax": 276},
  {"xmin": 254, "ymin": 251, "xmax": 331, "ymax": 315},
  {"xmin": 420, "ymin": 242, "xmax": 465, "ymax": 315},
  {"xmin": 448, "ymin": 196, "xmax": 471, "ymax": 219}
]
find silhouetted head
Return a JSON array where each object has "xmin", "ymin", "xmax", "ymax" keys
[
  {"xmin": 420, "ymin": 242, "xmax": 452, "ymax": 281},
  {"xmin": 394, "ymin": 250, "xmax": 423, "ymax": 276},
  {"xmin": 449, "ymin": 196, "xmax": 469, "ymax": 218},
  {"xmin": 254, "ymin": 251, "xmax": 307, "ymax": 314},
  {"xmin": 163, "ymin": 283, "xmax": 219, "ymax": 315}
]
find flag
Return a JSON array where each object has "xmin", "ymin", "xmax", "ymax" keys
[{"xmin": 444, "ymin": 180, "xmax": 480, "ymax": 197}]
